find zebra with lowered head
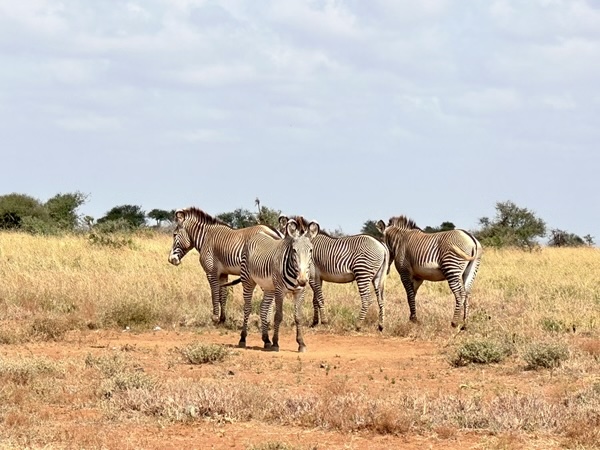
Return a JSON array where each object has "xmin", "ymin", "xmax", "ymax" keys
[
  {"xmin": 377, "ymin": 216, "xmax": 482, "ymax": 329},
  {"xmin": 224, "ymin": 217, "xmax": 319, "ymax": 352},
  {"xmin": 279, "ymin": 215, "xmax": 389, "ymax": 331},
  {"xmin": 168, "ymin": 207, "xmax": 282, "ymax": 324}
]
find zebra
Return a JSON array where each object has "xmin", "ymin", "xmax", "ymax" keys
[
  {"xmin": 168, "ymin": 207, "xmax": 282, "ymax": 324},
  {"xmin": 279, "ymin": 215, "xmax": 389, "ymax": 331},
  {"xmin": 376, "ymin": 216, "xmax": 482, "ymax": 329},
  {"xmin": 225, "ymin": 218, "xmax": 319, "ymax": 352}
]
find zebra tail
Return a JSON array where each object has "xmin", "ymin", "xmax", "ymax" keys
[
  {"xmin": 221, "ymin": 278, "xmax": 242, "ymax": 287},
  {"xmin": 451, "ymin": 244, "xmax": 477, "ymax": 262}
]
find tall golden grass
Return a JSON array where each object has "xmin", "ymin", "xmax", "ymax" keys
[{"xmin": 1, "ymin": 231, "xmax": 599, "ymax": 342}]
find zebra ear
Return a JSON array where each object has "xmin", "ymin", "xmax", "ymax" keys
[
  {"xmin": 175, "ymin": 210, "xmax": 185, "ymax": 224},
  {"xmin": 286, "ymin": 219, "xmax": 300, "ymax": 237},
  {"xmin": 278, "ymin": 215, "xmax": 289, "ymax": 232},
  {"xmin": 376, "ymin": 220, "xmax": 386, "ymax": 234},
  {"xmin": 307, "ymin": 221, "xmax": 320, "ymax": 239}
]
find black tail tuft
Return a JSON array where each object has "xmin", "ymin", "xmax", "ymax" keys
[{"xmin": 221, "ymin": 278, "xmax": 242, "ymax": 287}]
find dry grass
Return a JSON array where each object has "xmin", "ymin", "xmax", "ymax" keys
[{"xmin": 1, "ymin": 232, "xmax": 600, "ymax": 448}]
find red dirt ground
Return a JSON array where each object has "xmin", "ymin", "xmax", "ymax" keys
[{"xmin": 1, "ymin": 327, "xmax": 573, "ymax": 449}]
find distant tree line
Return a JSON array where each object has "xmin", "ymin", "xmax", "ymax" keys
[{"xmin": 0, "ymin": 193, "xmax": 594, "ymax": 249}]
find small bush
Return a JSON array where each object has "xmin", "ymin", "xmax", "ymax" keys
[
  {"xmin": 180, "ymin": 343, "xmax": 229, "ymax": 365},
  {"xmin": 88, "ymin": 219, "xmax": 136, "ymax": 248},
  {"xmin": 103, "ymin": 300, "xmax": 158, "ymax": 328},
  {"xmin": 0, "ymin": 356, "xmax": 63, "ymax": 385},
  {"xmin": 523, "ymin": 342, "xmax": 569, "ymax": 370},
  {"xmin": 247, "ymin": 444, "xmax": 309, "ymax": 450},
  {"xmin": 30, "ymin": 317, "xmax": 72, "ymax": 341},
  {"xmin": 450, "ymin": 338, "xmax": 512, "ymax": 367}
]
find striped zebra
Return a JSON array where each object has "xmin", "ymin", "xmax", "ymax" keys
[
  {"xmin": 376, "ymin": 216, "xmax": 482, "ymax": 329},
  {"xmin": 225, "ymin": 218, "xmax": 319, "ymax": 352},
  {"xmin": 168, "ymin": 207, "xmax": 282, "ymax": 324},
  {"xmin": 279, "ymin": 216, "xmax": 389, "ymax": 331}
]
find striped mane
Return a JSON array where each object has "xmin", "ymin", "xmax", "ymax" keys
[
  {"xmin": 388, "ymin": 215, "xmax": 421, "ymax": 231},
  {"xmin": 180, "ymin": 207, "xmax": 229, "ymax": 227}
]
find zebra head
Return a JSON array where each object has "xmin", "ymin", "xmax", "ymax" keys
[
  {"xmin": 285, "ymin": 218, "xmax": 319, "ymax": 288},
  {"xmin": 168, "ymin": 209, "xmax": 193, "ymax": 266}
]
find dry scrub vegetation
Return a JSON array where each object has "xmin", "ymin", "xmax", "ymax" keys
[{"xmin": 1, "ymin": 231, "xmax": 600, "ymax": 449}]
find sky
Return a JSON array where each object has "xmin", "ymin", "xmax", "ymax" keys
[{"xmin": 1, "ymin": 0, "xmax": 599, "ymax": 236}]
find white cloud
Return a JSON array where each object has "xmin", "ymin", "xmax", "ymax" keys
[{"xmin": 55, "ymin": 114, "xmax": 122, "ymax": 132}]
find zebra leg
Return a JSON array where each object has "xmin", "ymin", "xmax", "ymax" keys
[
  {"xmin": 260, "ymin": 292, "xmax": 275, "ymax": 349},
  {"xmin": 355, "ymin": 277, "xmax": 373, "ymax": 332},
  {"xmin": 461, "ymin": 257, "xmax": 481, "ymax": 328},
  {"xmin": 447, "ymin": 276, "xmax": 467, "ymax": 329},
  {"xmin": 270, "ymin": 293, "xmax": 285, "ymax": 352},
  {"xmin": 309, "ymin": 276, "xmax": 327, "ymax": 326},
  {"xmin": 294, "ymin": 289, "xmax": 307, "ymax": 352},
  {"xmin": 239, "ymin": 280, "xmax": 256, "ymax": 348},
  {"xmin": 373, "ymin": 261, "xmax": 387, "ymax": 332},
  {"xmin": 400, "ymin": 270, "xmax": 421, "ymax": 322},
  {"xmin": 208, "ymin": 274, "xmax": 222, "ymax": 324},
  {"xmin": 218, "ymin": 274, "xmax": 229, "ymax": 323}
]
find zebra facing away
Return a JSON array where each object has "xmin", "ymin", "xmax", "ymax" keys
[
  {"xmin": 225, "ymin": 218, "xmax": 319, "ymax": 352},
  {"xmin": 168, "ymin": 207, "xmax": 282, "ymax": 324},
  {"xmin": 376, "ymin": 216, "xmax": 482, "ymax": 329},
  {"xmin": 279, "ymin": 215, "xmax": 389, "ymax": 331}
]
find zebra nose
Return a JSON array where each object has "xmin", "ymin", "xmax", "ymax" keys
[
  {"xmin": 169, "ymin": 254, "xmax": 180, "ymax": 266},
  {"xmin": 297, "ymin": 277, "xmax": 307, "ymax": 287}
]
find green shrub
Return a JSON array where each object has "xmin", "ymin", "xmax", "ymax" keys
[
  {"xmin": 539, "ymin": 317, "xmax": 568, "ymax": 333},
  {"xmin": 180, "ymin": 342, "xmax": 229, "ymax": 365},
  {"xmin": 103, "ymin": 300, "xmax": 158, "ymax": 328},
  {"xmin": 450, "ymin": 338, "xmax": 512, "ymax": 367},
  {"xmin": 523, "ymin": 342, "xmax": 569, "ymax": 370},
  {"xmin": 88, "ymin": 219, "xmax": 136, "ymax": 248}
]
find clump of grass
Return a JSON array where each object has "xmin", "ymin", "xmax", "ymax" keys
[
  {"xmin": 450, "ymin": 338, "xmax": 513, "ymax": 367},
  {"xmin": 0, "ymin": 356, "xmax": 63, "ymax": 385},
  {"xmin": 179, "ymin": 342, "xmax": 229, "ymax": 365},
  {"xmin": 523, "ymin": 341, "xmax": 569, "ymax": 370},
  {"xmin": 247, "ymin": 443, "xmax": 310, "ymax": 450},
  {"xmin": 539, "ymin": 317, "xmax": 568, "ymax": 333},
  {"xmin": 102, "ymin": 300, "xmax": 158, "ymax": 328},
  {"xmin": 85, "ymin": 352, "xmax": 157, "ymax": 398},
  {"xmin": 30, "ymin": 316, "xmax": 73, "ymax": 341}
]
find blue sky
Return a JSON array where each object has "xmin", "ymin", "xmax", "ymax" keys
[{"xmin": 1, "ymin": 0, "xmax": 599, "ymax": 236}]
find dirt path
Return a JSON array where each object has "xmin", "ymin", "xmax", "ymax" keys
[{"xmin": 2, "ymin": 328, "xmax": 565, "ymax": 449}]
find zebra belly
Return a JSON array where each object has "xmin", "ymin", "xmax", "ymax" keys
[
  {"xmin": 413, "ymin": 266, "xmax": 446, "ymax": 282},
  {"xmin": 253, "ymin": 274, "xmax": 275, "ymax": 291},
  {"xmin": 320, "ymin": 272, "xmax": 355, "ymax": 283}
]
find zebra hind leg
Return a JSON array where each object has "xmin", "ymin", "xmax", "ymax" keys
[
  {"xmin": 309, "ymin": 277, "xmax": 327, "ymax": 327},
  {"xmin": 447, "ymin": 276, "xmax": 466, "ymax": 329},
  {"xmin": 239, "ymin": 281, "xmax": 256, "ymax": 348},
  {"xmin": 355, "ymin": 278, "xmax": 373, "ymax": 332},
  {"xmin": 294, "ymin": 289, "xmax": 307, "ymax": 353},
  {"xmin": 218, "ymin": 274, "xmax": 229, "ymax": 324}
]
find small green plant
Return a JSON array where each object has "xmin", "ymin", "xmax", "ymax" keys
[
  {"xmin": 180, "ymin": 342, "xmax": 229, "ymax": 365},
  {"xmin": 523, "ymin": 342, "xmax": 569, "ymax": 370},
  {"xmin": 539, "ymin": 317, "xmax": 568, "ymax": 333},
  {"xmin": 450, "ymin": 338, "xmax": 512, "ymax": 367},
  {"xmin": 88, "ymin": 219, "xmax": 136, "ymax": 248},
  {"xmin": 103, "ymin": 300, "xmax": 158, "ymax": 328},
  {"xmin": 30, "ymin": 316, "xmax": 72, "ymax": 341}
]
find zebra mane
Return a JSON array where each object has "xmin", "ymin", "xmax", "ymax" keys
[
  {"xmin": 284, "ymin": 215, "xmax": 323, "ymax": 236},
  {"xmin": 181, "ymin": 207, "xmax": 229, "ymax": 227},
  {"xmin": 388, "ymin": 215, "xmax": 421, "ymax": 231}
]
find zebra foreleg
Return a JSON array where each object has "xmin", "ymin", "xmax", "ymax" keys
[
  {"xmin": 270, "ymin": 293, "xmax": 285, "ymax": 352},
  {"xmin": 260, "ymin": 292, "xmax": 275, "ymax": 350},
  {"xmin": 218, "ymin": 274, "xmax": 229, "ymax": 323},
  {"xmin": 294, "ymin": 289, "xmax": 307, "ymax": 352},
  {"xmin": 208, "ymin": 276, "xmax": 222, "ymax": 324}
]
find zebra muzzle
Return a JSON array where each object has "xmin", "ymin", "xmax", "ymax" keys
[{"xmin": 168, "ymin": 254, "xmax": 181, "ymax": 266}]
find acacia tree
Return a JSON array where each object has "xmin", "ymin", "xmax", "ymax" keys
[
  {"xmin": 45, "ymin": 192, "xmax": 88, "ymax": 230},
  {"xmin": 476, "ymin": 200, "xmax": 546, "ymax": 249},
  {"xmin": 0, "ymin": 193, "xmax": 48, "ymax": 229},
  {"xmin": 548, "ymin": 229, "xmax": 586, "ymax": 247},
  {"xmin": 147, "ymin": 208, "xmax": 172, "ymax": 226},
  {"xmin": 361, "ymin": 220, "xmax": 383, "ymax": 239},
  {"xmin": 424, "ymin": 221, "xmax": 456, "ymax": 233},
  {"xmin": 98, "ymin": 204, "xmax": 146, "ymax": 228}
]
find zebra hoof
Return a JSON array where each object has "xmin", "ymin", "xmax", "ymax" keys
[
  {"xmin": 378, "ymin": 324, "xmax": 384, "ymax": 332},
  {"xmin": 451, "ymin": 321, "xmax": 459, "ymax": 328},
  {"xmin": 460, "ymin": 323, "xmax": 468, "ymax": 331},
  {"xmin": 263, "ymin": 342, "xmax": 272, "ymax": 350},
  {"xmin": 211, "ymin": 315, "xmax": 220, "ymax": 324},
  {"xmin": 238, "ymin": 341, "xmax": 246, "ymax": 348},
  {"xmin": 298, "ymin": 345, "xmax": 307, "ymax": 353},
  {"xmin": 270, "ymin": 346, "xmax": 280, "ymax": 352},
  {"xmin": 409, "ymin": 316, "xmax": 418, "ymax": 323}
]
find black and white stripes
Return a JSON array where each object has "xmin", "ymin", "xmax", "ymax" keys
[{"xmin": 377, "ymin": 215, "xmax": 483, "ymax": 329}]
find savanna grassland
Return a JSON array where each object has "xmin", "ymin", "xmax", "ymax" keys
[{"xmin": 1, "ymin": 231, "xmax": 600, "ymax": 449}]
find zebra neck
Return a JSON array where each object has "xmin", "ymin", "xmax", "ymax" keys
[{"xmin": 281, "ymin": 244, "xmax": 299, "ymax": 290}]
